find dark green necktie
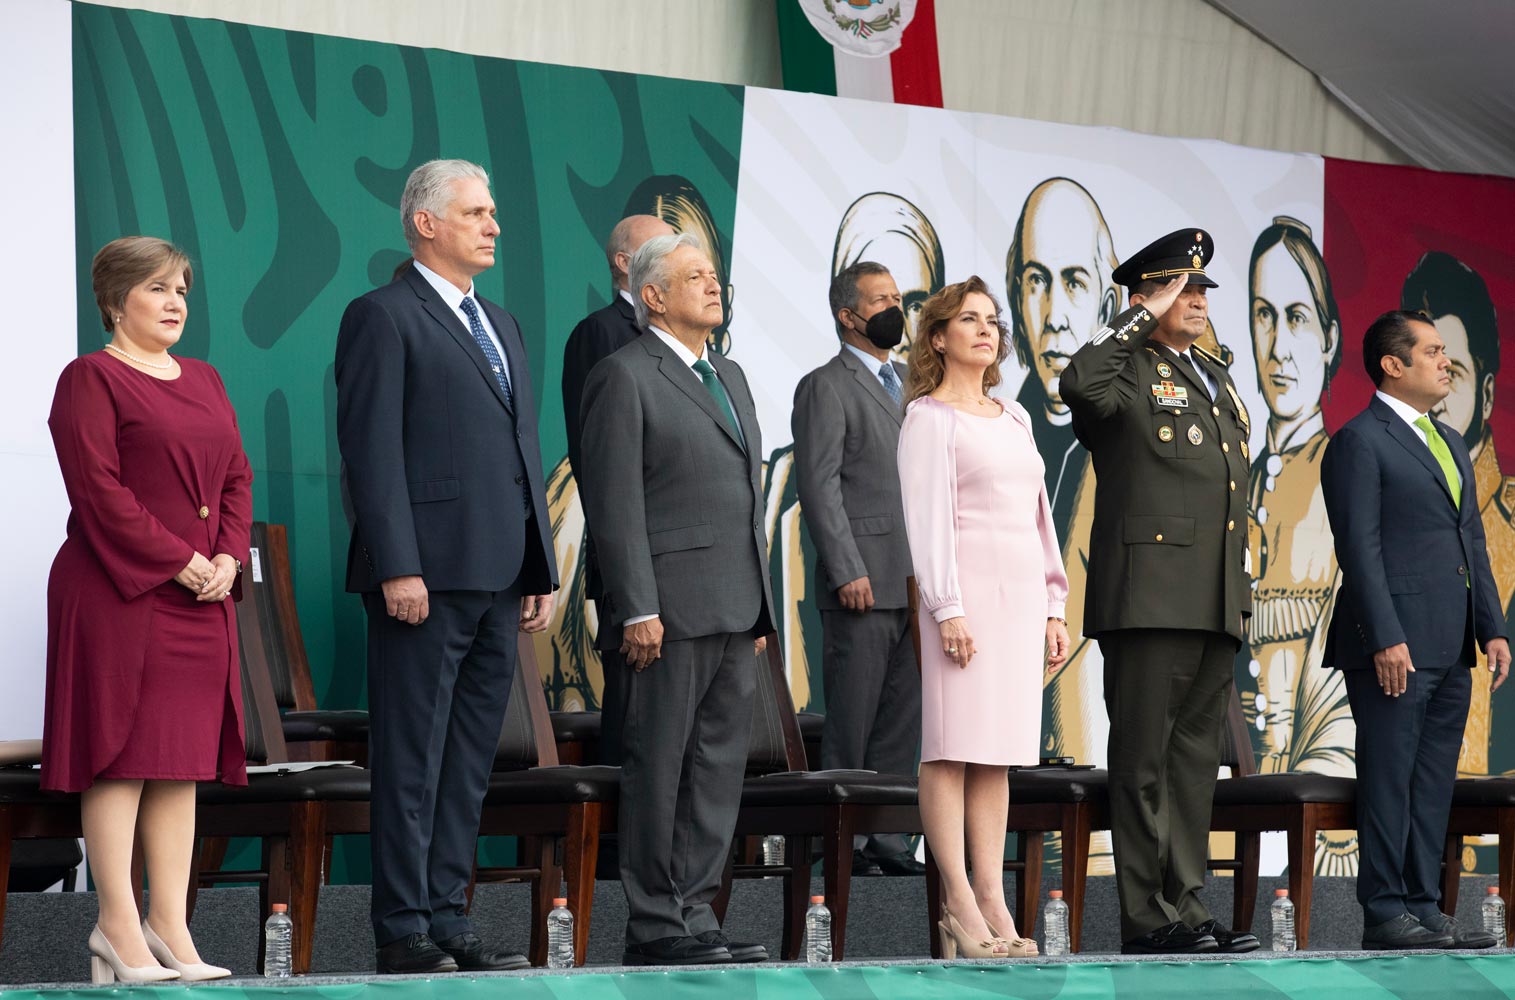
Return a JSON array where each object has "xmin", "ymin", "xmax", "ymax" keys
[
  {"xmin": 1414, "ymin": 416, "xmax": 1461, "ymax": 508},
  {"xmin": 692, "ymin": 358, "xmax": 742, "ymax": 443}
]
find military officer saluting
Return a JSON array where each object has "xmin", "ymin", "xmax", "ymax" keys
[{"xmin": 1060, "ymin": 229, "xmax": 1256, "ymax": 955}]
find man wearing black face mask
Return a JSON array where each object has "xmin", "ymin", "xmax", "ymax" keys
[{"xmin": 792, "ymin": 261, "xmax": 924, "ymax": 876}]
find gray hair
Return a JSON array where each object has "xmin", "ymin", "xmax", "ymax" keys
[
  {"xmin": 400, "ymin": 159, "xmax": 490, "ymax": 251},
  {"xmin": 628, "ymin": 232, "xmax": 704, "ymax": 329},
  {"xmin": 829, "ymin": 260, "xmax": 892, "ymax": 337}
]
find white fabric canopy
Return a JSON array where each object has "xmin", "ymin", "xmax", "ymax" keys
[{"xmin": 1209, "ymin": 0, "xmax": 1515, "ymax": 178}]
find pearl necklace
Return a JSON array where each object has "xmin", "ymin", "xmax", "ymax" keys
[{"xmin": 105, "ymin": 342, "xmax": 175, "ymax": 370}]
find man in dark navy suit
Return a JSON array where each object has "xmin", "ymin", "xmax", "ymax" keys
[
  {"xmin": 561, "ymin": 213, "xmax": 674, "ymax": 768},
  {"xmin": 1322, "ymin": 309, "xmax": 1511, "ymax": 950},
  {"xmin": 336, "ymin": 159, "xmax": 558, "ymax": 974}
]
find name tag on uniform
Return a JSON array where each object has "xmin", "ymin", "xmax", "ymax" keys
[{"xmin": 1152, "ymin": 382, "xmax": 1189, "ymax": 408}]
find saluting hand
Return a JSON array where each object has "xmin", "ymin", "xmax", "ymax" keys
[
  {"xmin": 1373, "ymin": 642, "xmax": 1415, "ymax": 697},
  {"xmin": 1139, "ymin": 275, "xmax": 1189, "ymax": 319},
  {"xmin": 1488, "ymin": 637, "xmax": 1512, "ymax": 692},
  {"xmin": 938, "ymin": 617, "xmax": 975, "ymax": 669}
]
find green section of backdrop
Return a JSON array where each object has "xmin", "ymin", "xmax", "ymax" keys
[{"xmin": 71, "ymin": 1, "xmax": 744, "ymax": 883}]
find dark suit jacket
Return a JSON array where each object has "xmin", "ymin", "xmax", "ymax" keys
[
  {"xmin": 1321, "ymin": 394, "xmax": 1505, "ymax": 670},
  {"xmin": 335, "ymin": 263, "xmax": 557, "ymax": 596},
  {"xmin": 1060, "ymin": 304, "xmax": 1253, "ymax": 642},
  {"xmin": 578, "ymin": 331, "xmax": 774, "ymax": 648},
  {"xmin": 791, "ymin": 348, "xmax": 911, "ymax": 611}
]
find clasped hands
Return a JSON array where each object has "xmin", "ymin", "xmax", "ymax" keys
[
  {"xmin": 938, "ymin": 615, "xmax": 1070, "ymax": 671},
  {"xmin": 1373, "ymin": 637, "xmax": 1511, "ymax": 697},
  {"xmin": 379, "ymin": 575, "xmax": 556, "ymax": 632},
  {"xmin": 174, "ymin": 551, "xmax": 237, "ymax": 601}
]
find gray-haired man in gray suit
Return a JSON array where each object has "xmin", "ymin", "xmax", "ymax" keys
[
  {"xmin": 793, "ymin": 261, "xmax": 924, "ymax": 877},
  {"xmin": 579, "ymin": 232, "xmax": 775, "ymax": 966}
]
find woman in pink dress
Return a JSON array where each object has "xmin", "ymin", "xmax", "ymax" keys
[
  {"xmin": 898, "ymin": 275, "xmax": 1070, "ymax": 958},
  {"xmin": 44, "ymin": 237, "xmax": 251, "ymax": 983}
]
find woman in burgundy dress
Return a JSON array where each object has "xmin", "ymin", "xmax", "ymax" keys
[{"xmin": 44, "ymin": 237, "xmax": 251, "ymax": 983}]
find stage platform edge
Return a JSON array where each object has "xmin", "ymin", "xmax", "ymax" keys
[{"xmin": 7, "ymin": 953, "xmax": 1515, "ymax": 1000}]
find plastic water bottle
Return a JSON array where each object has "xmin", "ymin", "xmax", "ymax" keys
[
  {"xmin": 1483, "ymin": 886, "xmax": 1506, "ymax": 944},
  {"xmin": 1043, "ymin": 890, "xmax": 1070, "ymax": 956},
  {"xmin": 805, "ymin": 895, "xmax": 832, "ymax": 963},
  {"xmin": 547, "ymin": 897, "xmax": 575, "ymax": 969},
  {"xmin": 1270, "ymin": 889, "xmax": 1296, "ymax": 952},
  {"xmin": 762, "ymin": 834, "xmax": 785, "ymax": 868},
  {"xmin": 263, "ymin": 903, "xmax": 292, "ymax": 977}
]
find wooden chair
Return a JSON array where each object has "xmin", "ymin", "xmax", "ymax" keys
[
  {"xmin": 1208, "ymin": 688, "xmax": 1356, "ymax": 949},
  {"xmin": 1440, "ymin": 777, "xmax": 1515, "ymax": 944},
  {"xmin": 904, "ymin": 579, "xmax": 1110, "ymax": 956}
]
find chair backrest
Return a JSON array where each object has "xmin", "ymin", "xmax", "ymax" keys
[
  {"xmin": 1219, "ymin": 684, "xmax": 1257, "ymax": 777},
  {"xmin": 747, "ymin": 635, "xmax": 808, "ymax": 775},
  {"xmin": 248, "ymin": 522, "xmax": 320, "ymax": 712},
  {"xmin": 234, "ymin": 576, "xmax": 290, "ymax": 766},
  {"xmin": 494, "ymin": 634, "xmax": 561, "ymax": 770}
]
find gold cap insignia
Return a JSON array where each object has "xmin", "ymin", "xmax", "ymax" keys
[{"xmin": 1192, "ymin": 254, "xmax": 1202, "ymax": 268}]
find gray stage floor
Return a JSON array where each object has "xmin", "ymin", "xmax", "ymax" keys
[{"xmin": 1, "ymin": 874, "xmax": 1505, "ymax": 984}]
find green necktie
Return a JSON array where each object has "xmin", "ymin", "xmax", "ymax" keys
[
  {"xmin": 1414, "ymin": 416, "xmax": 1461, "ymax": 508},
  {"xmin": 692, "ymin": 357, "xmax": 743, "ymax": 444}
]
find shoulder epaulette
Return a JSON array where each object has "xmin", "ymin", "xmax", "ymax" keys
[{"xmin": 1192, "ymin": 343, "xmax": 1229, "ymax": 368}]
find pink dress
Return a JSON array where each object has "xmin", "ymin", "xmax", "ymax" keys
[{"xmin": 898, "ymin": 396, "xmax": 1068, "ymax": 765}]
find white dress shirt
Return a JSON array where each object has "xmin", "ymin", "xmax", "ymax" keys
[
  {"xmin": 1161, "ymin": 343, "xmax": 1217, "ymax": 399},
  {"xmin": 1376, "ymin": 389, "xmax": 1464, "ymax": 489},
  {"xmin": 413, "ymin": 259, "xmax": 512, "ymax": 385}
]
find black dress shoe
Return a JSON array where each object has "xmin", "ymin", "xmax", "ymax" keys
[
  {"xmin": 695, "ymin": 930, "xmax": 767, "ymax": 962},
  {"xmin": 1361, "ymin": 913, "xmax": 1454, "ymax": 950},
  {"xmin": 851, "ymin": 850, "xmax": 883, "ymax": 876},
  {"xmin": 1121, "ymin": 921, "xmax": 1219, "ymax": 955},
  {"xmin": 1191, "ymin": 918, "xmax": 1260, "ymax": 953},
  {"xmin": 434, "ymin": 931, "xmax": 530, "ymax": 971},
  {"xmin": 1418, "ymin": 912, "xmax": 1498, "ymax": 949},
  {"xmin": 873, "ymin": 851, "xmax": 927, "ymax": 876},
  {"xmin": 621, "ymin": 936, "xmax": 730, "ymax": 966},
  {"xmin": 375, "ymin": 933, "xmax": 460, "ymax": 974}
]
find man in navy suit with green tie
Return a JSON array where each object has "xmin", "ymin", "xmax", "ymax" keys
[{"xmin": 1322, "ymin": 309, "xmax": 1512, "ymax": 949}]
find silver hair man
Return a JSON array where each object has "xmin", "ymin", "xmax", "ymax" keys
[
  {"xmin": 628, "ymin": 231, "xmax": 705, "ymax": 329},
  {"xmin": 401, "ymin": 159, "xmax": 490, "ymax": 251}
]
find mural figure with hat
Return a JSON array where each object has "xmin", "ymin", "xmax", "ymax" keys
[
  {"xmin": 1061, "ymin": 228, "xmax": 1257, "ymax": 955},
  {"xmin": 1236, "ymin": 217, "xmax": 1358, "ymax": 874},
  {"xmin": 1402, "ymin": 253, "xmax": 1515, "ymax": 877}
]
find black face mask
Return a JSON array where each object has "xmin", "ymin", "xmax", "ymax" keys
[{"xmin": 858, "ymin": 305, "xmax": 905, "ymax": 350}]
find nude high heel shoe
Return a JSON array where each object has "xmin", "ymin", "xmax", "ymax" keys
[
  {"xmin": 937, "ymin": 909, "xmax": 1012, "ymax": 959},
  {"xmin": 88, "ymin": 926, "xmax": 181, "ymax": 984},
  {"xmin": 143, "ymin": 922, "xmax": 232, "ymax": 982},
  {"xmin": 985, "ymin": 920, "xmax": 1039, "ymax": 957}
]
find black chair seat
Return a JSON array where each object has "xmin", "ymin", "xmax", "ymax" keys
[
  {"xmin": 741, "ymin": 770, "xmax": 917, "ymax": 806},
  {"xmin": 281, "ymin": 709, "xmax": 369, "ymax": 743},
  {"xmin": 550, "ymin": 711, "xmax": 602, "ymax": 744},
  {"xmin": 484, "ymin": 765, "xmax": 621, "ymax": 804},
  {"xmin": 196, "ymin": 766, "xmax": 371, "ymax": 805},
  {"xmin": 1212, "ymin": 772, "xmax": 1356, "ymax": 806},
  {"xmin": 1007, "ymin": 767, "xmax": 1109, "ymax": 803},
  {"xmin": 1451, "ymin": 776, "xmax": 1515, "ymax": 807},
  {"xmin": 0, "ymin": 770, "xmax": 73, "ymax": 806}
]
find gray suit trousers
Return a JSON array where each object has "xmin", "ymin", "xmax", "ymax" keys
[
  {"xmin": 820, "ymin": 608, "xmax": 920, "ymax": 856},
  {"xmin": 619, "ymin": 631, "xmax": 757, "ymax": 944}
]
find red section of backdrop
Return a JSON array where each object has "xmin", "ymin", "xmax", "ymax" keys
[
  {"xmin": 890, "ymin": 0, "xmax": 942, "ymax": 108},
  {"xmin": 1322, "ymin": 157, "xmax": 1515, "ymax": 471}
]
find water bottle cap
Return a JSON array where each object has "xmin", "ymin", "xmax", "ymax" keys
[
  {"xmin": 1489, "ymin": 886, "xmax": 1502, "ymax": 895},
  {"xmin": 810, "ymin": 895, "xmax": 825, "ymax": 904},
  {"xmin": 1049, "ymin": 890, "xmax": 1063, "ymax": 898},
  {"xmin": 271, "ymin": 903, "xmax": 288, "ymax": 912},
  {"xmin": 1274, "ymin": 889, "xmax": 1289, "ymax": 897},
  {"xmin": 553, "ymin": 897, "xmax": 568, "ymax": 906}
]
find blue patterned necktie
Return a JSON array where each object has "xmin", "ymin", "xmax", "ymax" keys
[
  {"xmin": 458, "ymin": 295, "xmax": 529, "ymax": 512},
  {"xmin": 879, "ymin": 362, "xmax": 903, "ymax": 405},
  {"xmin": 459, "ymin": 296, "xmax": 514, "ymax": 410}
]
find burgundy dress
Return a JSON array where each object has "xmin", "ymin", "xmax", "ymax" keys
[{"xmin": 42, "ymin": 352, "xmax": 252, "ymax": 792}]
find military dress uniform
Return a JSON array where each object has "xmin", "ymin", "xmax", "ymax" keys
[{"xmin": 1059, "ymin": 229, "xmax": 1255, "ymax": 952}]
